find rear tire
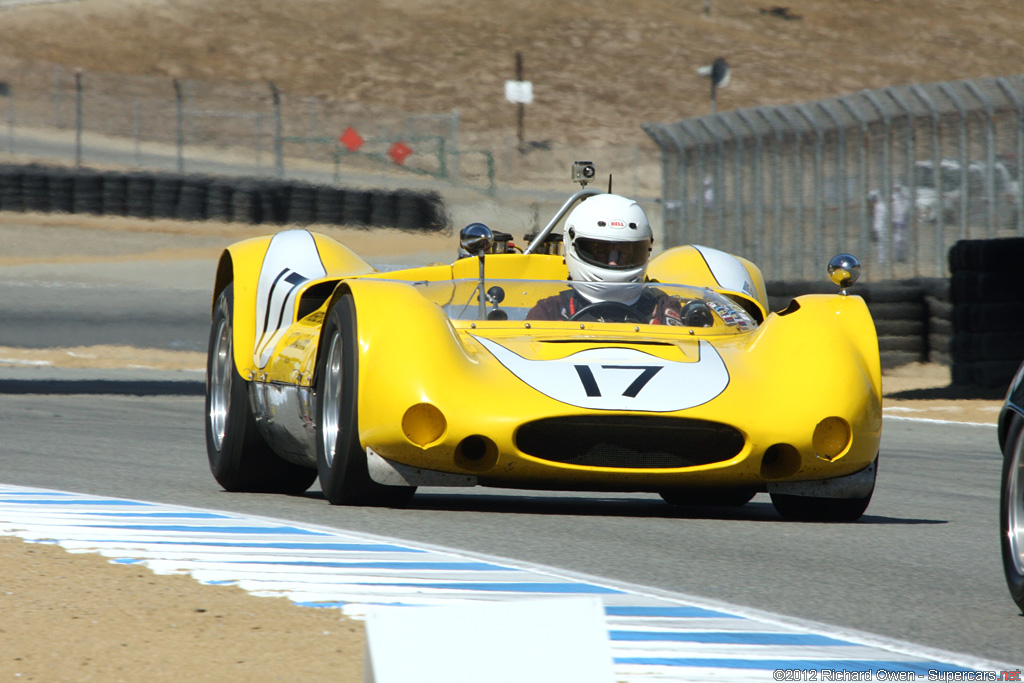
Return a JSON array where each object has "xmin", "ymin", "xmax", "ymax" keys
[
  {"xmin": 770, "ymin": 457, "xmax": 877, "ymax": 522},
  {"xmin": 205, "ymin": 284, "xmax": 317, "ymax": 494},
  {"xmin": 315, "ymin": 294, "xmax": 416, "ymax": 506},
  {"xmin": 1001, "ymin": 416, "xmax": 1024, "ymax": 613}
]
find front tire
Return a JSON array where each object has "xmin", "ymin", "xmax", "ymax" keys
[
  {"xmin": 1001, "ymin": 416, "xmax": 1024, "ymax": 613},
  {"xmin": 770, "ymin": 457, "xmax": 877, "ymax": 522},
  {"xmin": 314, "ymin": 294, "xmax": 416, "ymax": 506},
  {"xmin": 205, "ymin": 284, "xmax": 317, "ymax": 494}
]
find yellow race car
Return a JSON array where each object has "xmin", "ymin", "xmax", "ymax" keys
[{"xmin": 204, "ymin": 173, "xmax": 881, "ymax": 522}]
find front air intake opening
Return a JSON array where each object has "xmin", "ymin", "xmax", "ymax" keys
[
  {"xmin": 760, "ymin": 443, "xmax": 801, "ymax": 479},
  {"xmin": 455, "ymin": 435, "xmax": 498, "ymax": 472},
  {"xmin": 516, "ymin": 416, "xmax": 745, "ymax": 469}
]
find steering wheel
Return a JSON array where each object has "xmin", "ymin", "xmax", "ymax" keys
[{"xmin": 568, "ymin": 301, "xmax": 648, "ymax": 324}]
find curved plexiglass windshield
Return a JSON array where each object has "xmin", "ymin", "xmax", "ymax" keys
[{"xmin": 402, "ymin": 279, "xmax": 758, "ymax": 332}]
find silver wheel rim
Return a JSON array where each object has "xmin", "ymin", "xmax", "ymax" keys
[
  {"xmin": 320, "ymin": 329, "xmax": 343, "ymax": 469},
  {"xmin": 1011, "ymin": 429, "xmax": 1024, "ymax": 575},
  {"xmin": 209, "ymin": 317, "xmax": 232, "ymax": 451}
]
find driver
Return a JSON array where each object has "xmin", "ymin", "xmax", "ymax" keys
[{"xmin": 527, "ymin": 193, "xmax": 694, "ymax": 325}]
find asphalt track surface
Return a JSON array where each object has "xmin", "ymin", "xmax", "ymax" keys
[{"xmin": 0, "ymin": 390, "xmax": 1020, "ymax": 668}]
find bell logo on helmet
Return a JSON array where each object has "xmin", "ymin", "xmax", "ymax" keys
[{"xmin": 610, "ymin": 220, "xmax": 626, "ymax": 228}]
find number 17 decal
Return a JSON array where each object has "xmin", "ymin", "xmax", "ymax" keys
[
  {"xmin": 574, "ymin": 364, "xmax": 662, "ymax": 398},
  {"xmin": 471, "ymin": 335, "xmax": 729, "ymax": 412}
]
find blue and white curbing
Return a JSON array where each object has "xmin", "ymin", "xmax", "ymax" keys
[{"xmin": 0, "ymin": 484, "xmax": 1008, "ymax": 681}]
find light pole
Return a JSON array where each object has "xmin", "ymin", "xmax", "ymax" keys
[{"xmin": 697, "ymin": 57, "xmax": 730, "ymax": 114}]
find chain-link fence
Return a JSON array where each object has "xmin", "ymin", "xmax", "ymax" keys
[
  {"xmin": 0, "ymin": 58, "xmax": 500, "ymax": 191},
  {"xmin": 644, "ymin": 75, "xmax": 1024, "ymax": 282}
]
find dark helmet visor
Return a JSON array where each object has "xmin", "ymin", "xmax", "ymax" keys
[{"xmin": 575, "ymin": 237, "xmax": 649, "ymax": 269}]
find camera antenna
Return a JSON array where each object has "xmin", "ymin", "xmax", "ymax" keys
[{"xmin": 608, "ymin": 174, "xmax": 613, "ymax": 193}]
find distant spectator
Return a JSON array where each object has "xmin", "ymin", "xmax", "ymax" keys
[
  {"xmin": 870, "ymin": 187, "xmax": 910, "ymax": 265},
  {"xmin": 891, "ymin": 184, "xmax": 910, "ymax": 263},
  {"xmin": 870, "ymin": 190, "xmax": 888, "ymax": 264}
]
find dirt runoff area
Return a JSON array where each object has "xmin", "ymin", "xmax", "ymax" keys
[{"xmin": 0, "ymin": 535, "xmax": 365, "ymax": 682}]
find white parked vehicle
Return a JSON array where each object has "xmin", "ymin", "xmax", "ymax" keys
[
  {"xmin": 908, "ymin": 158, "xmax": 1021, "ymax": 227},
  {"xmin": 910, "ymin": 159, "xmax": 961, "ymax": 223}
]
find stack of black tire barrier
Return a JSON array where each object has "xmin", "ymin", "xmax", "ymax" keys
[
  {"xmin": 0, "ymin": 163, "xmax": 449, "ymax": 232},
  {"xmin": 865, "ymin": 282, "xmax": 928, "ymax": 369},
  {"xmin": 924, "ymin": 279, "xmax": 953, "ymax": 367},
  {"xmin": 767, "ymin": 278, "xmax": 951, "ymax": 371},
  {"xmin": 949, "ymin": 238, "xmax": 1024, "ymax": 389}
]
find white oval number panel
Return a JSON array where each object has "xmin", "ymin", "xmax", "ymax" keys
[{"xmin": 473, "ymin": 336, "xmax": 729, "ymax": 412}]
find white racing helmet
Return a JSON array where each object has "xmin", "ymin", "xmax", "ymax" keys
[{"xmin": 564, "ymin": 193, "xmax": 654, "ymax": 304}]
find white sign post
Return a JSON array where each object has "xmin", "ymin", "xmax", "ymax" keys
[
  {"xmin": 504, "ymin": 80, "xmax": 533, "ymax": 105},
  {"xmin": 507, "ymin": 51, "xmax": 532, "ymax": 154}
]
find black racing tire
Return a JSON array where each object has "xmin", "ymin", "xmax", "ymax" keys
[
  {"xmin": 1002, "ymin": 414, "xmax": 1024, "ymax": 613},
  {"xmin": 660, "ymin": 487, "xmax": 757, "ymax": 507},
  {"xmin": 314, "ymin": 295, "xmax": 416, "ymax": 506},
  {"xmin": 880, "ymin": 350, "xmax": 924, "ymax": 370},
  {"xmin": 259, "ymin": 181, "xmax": 289, "ymax": 225},
  {"xmin": 979, "ymin": 333, "xmax": 1024, "ymax": 361},
  {"xmin": 369, "ymin": 190, "xmax": 398, "ymax": 228},
  {"xmin": 231, "ymin": 182, "xmax": 262, "ymax": 224},
  {"xmin": 313, "ymin": 185, "xmax": 345, "ymax": 226},
  {"xmin": 925, "ymin": 295, "xmax": 953, "ymax": 321},
  {"xmin": 974, "ymin": 237, "xmax": 1024, "ymax": 273},
  {"xmin": 868, "ymin": 301, "xmax": 923, "ymax": 322},
  {"xmin": 958, "ymin": 303, "xmax": 1024, "ymax": 334},
  {"xmin": 864, "ymin": 283, "xmax": 923, "ymax": 304},
  {"xmin": 928, "ymin": 318, "xmax": 952, "ymax": 336},
  {"xmin": 286, "ymin": 182, "xmax": 317, "ymax": 225},
  {"xmin": 205, "ymin": 284, "xmax": 318, "ymax": 494},
  {"xmin": 973, "ymin": 361, "xmax": 1021, "ymax": 391},
  {"xmin": 151, "ymin": 174, "xmax": 182, "ymax": 219},
  {"xmin": 928, "ymin": 333, "xmax": 952, "ymax": 363},
  {"xmin": 770, "ymin": 456, "xmax": 877, "ymax": 522},
  {"xmin": 177, "ymin": 176, "xmax": 210, "ymax": 221},
  {"xmin": 342, "ymin": 190, "xmax": 372, "ymax": 226},
  {"xmin": 873, "ymin": 318, "xmax": 925, "ymax": 337},
  {"xmin": 877, "ymin": 335, "xmax": 926, "ymax": 354}
]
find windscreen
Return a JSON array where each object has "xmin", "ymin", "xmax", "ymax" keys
[{"xmin": 403, "ymin": 278, "xmax": 758, "ymax": 332}]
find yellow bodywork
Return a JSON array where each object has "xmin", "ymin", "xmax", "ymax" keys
[
  {"xmin": 647, "ymin": 245, "xmax": 770, "ymax": 319},
  {"xmin": 213, "ymin": 231, "xmax": 881, "ymax": 493}
]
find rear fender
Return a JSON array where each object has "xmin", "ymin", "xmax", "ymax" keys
[
  {"xmin": 647, "ymin": 245, "xmax": 768, "ymax": 321},
  {"xmin": 212, "ymin": 229, "xmax": 374, "ymax": 378},
  {"xmin": 449, "ymin": 253, "xmax": 568, "ymax": 280}
]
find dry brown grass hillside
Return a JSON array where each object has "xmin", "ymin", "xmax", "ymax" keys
[{"xmin": 0, "ymin": 0, "xmax": 1021, "ymax": 149}]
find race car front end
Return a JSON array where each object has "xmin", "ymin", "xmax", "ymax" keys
[{"xmin": 346, "ymin": 278, "xmax": 881, "ymax": 514}]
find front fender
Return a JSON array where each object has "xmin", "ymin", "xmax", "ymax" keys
[
  {"xmin": 336, "ymin": 279, "xmax": 481, "ymax": 450},
  {"xmin": 733, "ymin": 293, "xmax": 882, "ymax": 476}
]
